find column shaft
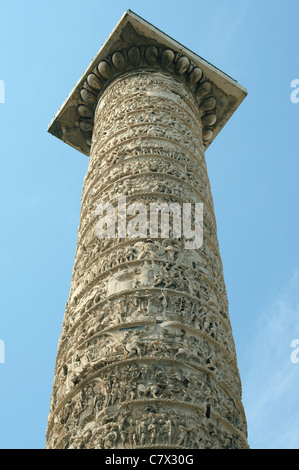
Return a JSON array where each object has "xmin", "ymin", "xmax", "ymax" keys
[{"xmin": 46, "ymin": 70, "xmax": 248, "ymax": 449}]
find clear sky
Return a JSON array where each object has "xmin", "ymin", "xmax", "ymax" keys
[{"xmin": 0, "ymin": 0, "xmax": 298, "ymax": 449}]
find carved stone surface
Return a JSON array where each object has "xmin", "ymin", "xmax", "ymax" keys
[
  {"xmin": 46, "ymin": 11, "xmax": 248, "ymax": 449},
  {"xmin": 48, "ymin": 11, "xmax": 246, "ymax": 156},
  {"xmin": 76, "ymin": 44, "xmax": 219, "ymax": 153}
]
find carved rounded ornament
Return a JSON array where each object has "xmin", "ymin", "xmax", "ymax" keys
[{"xmin": 77, "ymin": 45, "xmax": 218, "ymax": 149}]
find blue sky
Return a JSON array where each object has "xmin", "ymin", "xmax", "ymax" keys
[{"xmin": 0, "ymin": 0, "xmax": 298, "ymax": 449}]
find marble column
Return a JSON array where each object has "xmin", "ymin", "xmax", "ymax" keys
[{"xmin": 46, "ymin": 11, "xmax": 248, "ymax": 449}]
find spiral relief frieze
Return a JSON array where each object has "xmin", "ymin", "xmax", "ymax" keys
[
  {"xmin": 46, "ymin": 10, "xmax": 249, "ymax": 449},
  {"xmin": 46, "ymin": 65, "xmax": 248, "ymax": 450}
]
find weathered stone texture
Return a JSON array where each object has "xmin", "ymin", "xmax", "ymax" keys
[
  {"xmin": 46, "ymin": 68, "xmax": 248, "ymax": 449},
  {"xmin": 46, "ymin": 11, "xmax": 248, "ymax": 449}
]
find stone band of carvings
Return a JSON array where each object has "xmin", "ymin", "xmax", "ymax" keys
[
  {"xmin": 47, "ymin": 357, "xmax": 247, "ymax": 443},
  {"xmin": 53, "ymin": 400, "xmax": 248, "ymax": 450},
  {"xmin": 77, "ymin": 45, "xmax": 217, "ymax": 149}
]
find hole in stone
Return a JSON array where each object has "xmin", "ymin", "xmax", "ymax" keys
[{"xmin": 119, "ymin": 326, "xmax": 144, "ymax": 331}]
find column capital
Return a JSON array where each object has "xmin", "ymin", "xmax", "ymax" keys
[{"xmin": 48, "ymin": 10, "xmax": 247, "ymax": 156}]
